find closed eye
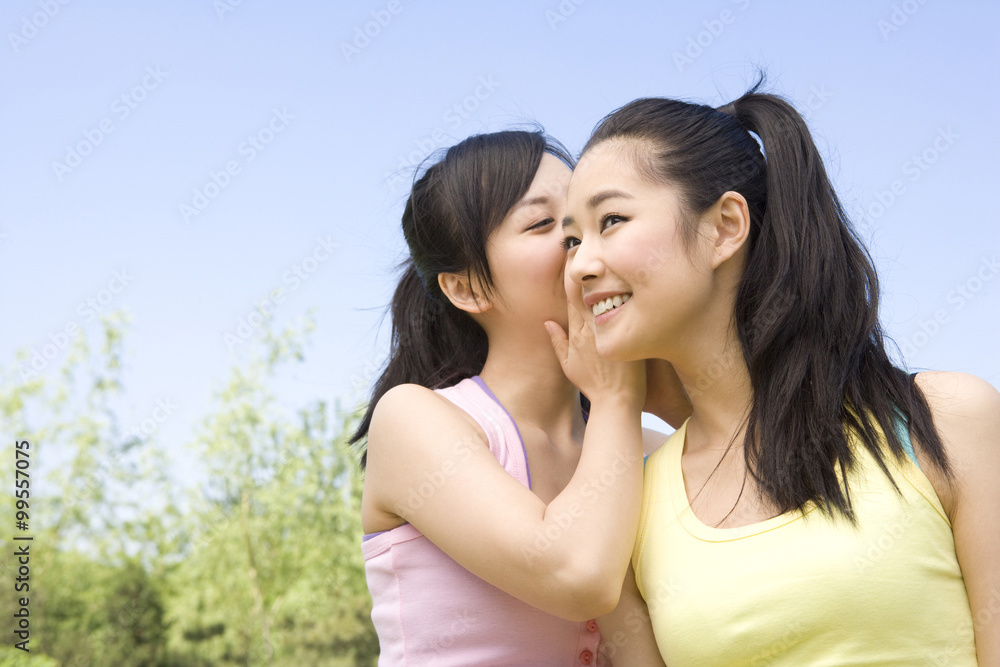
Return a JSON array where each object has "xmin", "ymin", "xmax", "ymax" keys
[{"xmin": 527, "ymin": 217, "xmax": 555, "ymax": 232}]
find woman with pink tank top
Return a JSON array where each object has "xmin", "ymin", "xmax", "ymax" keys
[{"xmin": 351, "ymin": 131, "xmax": 688, "ymax": 665}]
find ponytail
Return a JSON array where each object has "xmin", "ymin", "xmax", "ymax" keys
[
  {"xmin": 352, "ymin": 131, "xmax": 572, "ymax": 466},
  {"xmin": 351, "ymin": 260, "xmax": 488, "ymax": 466},
  {"xmin": 582, "ymin": 78, "xmax": 950, "ymax": 519},
  {"xmin": 725, "ymin": 87, "xmax": 949, "ymax": 517}
]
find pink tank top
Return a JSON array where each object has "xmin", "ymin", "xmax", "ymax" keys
[{"xmin": 361, "ymin": 376, "xmax": 602, "ymax": 665}]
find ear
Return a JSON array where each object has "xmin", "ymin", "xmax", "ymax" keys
[
  {"xmin": 438, "ymin": 271, "xmax": 492, "ymax": 315},
  {"xmin": 706, "ymin": 191, "xmax": 751, "ymax": 269}
]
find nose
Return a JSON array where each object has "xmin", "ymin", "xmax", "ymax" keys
[{"xmin": 567, "ymin": 237, "xmax": 603, "ymax": 286}]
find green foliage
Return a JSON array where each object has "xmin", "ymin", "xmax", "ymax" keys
[
  {"xmin": 0, "ymin": 648, "xmax": 59, "ymax": 667},
  {"xmin": 165, "ymin": 318, "xmax": 377, "ymax": 665},
  {"xmin": 0, "ymin": 312, "xmax": 173, "ymax": 664},
  {"xmin": 22, "ymin": 554, "xmax": 165, "ymax": 665},
  {"xmin": 0, "ymin": 312, "xmax": 377, "ymax": 665}
]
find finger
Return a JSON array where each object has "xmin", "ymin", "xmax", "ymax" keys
[
  {"xmin": 564, "ymin": 272, "xmax": 588, "ymax": 332},
  {"xmin": 568, "ymin": 293, "xmax": 589, "ymax": 337},
  {"xmin": 544, "ymin": 321, "xmax": 569, "ymax": 362}
]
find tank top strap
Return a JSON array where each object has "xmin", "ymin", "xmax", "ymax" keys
[{"xmin": 434, "ymin": 376, "xmax": 532, "ymax": 489}]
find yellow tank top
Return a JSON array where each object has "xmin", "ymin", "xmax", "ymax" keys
[{"xmin": 633, "ymin": 419, "xmax": 977, "ymax": 666}]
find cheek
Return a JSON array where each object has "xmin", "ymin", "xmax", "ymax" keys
[
  {"xmin": 491, "ymin": 243, "xmax": 566, "ymax": 307},
  {"xmin": 524, "ymin": 241, "xmax": 568, "ymax": 288},
  {"xmin": 607, "ymin": 244, "xmax": 660, "ymax": 293},
  {"xmin": 614, "ymin": 227, "xmax": 691, "ymax": 293},
  {"xmin": 563, "ymin": 268, "xmax": 577, "ymax": 300}
]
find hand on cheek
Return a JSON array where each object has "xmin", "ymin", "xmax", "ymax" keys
[{"xmin": 545, "ymin": 278, "xmax": 645, "ymax": 409}]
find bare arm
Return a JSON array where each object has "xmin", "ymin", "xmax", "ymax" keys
[
  {"xmin": 596, "ymin": 564, "xmax": 666, "ymax": 666},
  {"xmin": 365, "ymin": 299, "xmax": 645, "ymax": 621},
  {"xmin": 914, "ymin": 371, "xmax": 1000, "ymax": 662}
]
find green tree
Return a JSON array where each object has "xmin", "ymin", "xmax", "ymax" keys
[
  {"xmin": 0, "ymin": 312, "xmax": 174, "ymax": 664},
  {"xmin": 0, "ymin": 311, "xmax": 377, "ymax": 665},
  {"xmin": 163, "ymin": 316, "xmax": 377, "ymax": 666}
]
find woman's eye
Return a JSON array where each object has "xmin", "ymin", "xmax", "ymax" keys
[
  {"xmin": 600, "ymin": 214, "xmax": 627, "ymax": 231},
  {"xmin": 561, "ymin": 236, "xmax": 580, "ymax": 251},
  {"xmin": 527, "ymin": 218, "xmax": 555, "ymax": 231}
]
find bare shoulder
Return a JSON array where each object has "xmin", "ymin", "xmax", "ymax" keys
[
  {"xmin": 370, "ymin": 383, "xmax": 447, "ymax": 431},
  {"xmin": 368, "ymin": 383, "xmax": 484, "ymax": 453},
  {"xmin": 915, "ymin": 371, "xmax": 1000, "ymax": 428},
  {"xmin": 363, "ymin": 383, "xmax": 488, "ymax": 530},
  {"xmin": 913, "ymin": 371, "xmax": 1000, "ymax": 516}
]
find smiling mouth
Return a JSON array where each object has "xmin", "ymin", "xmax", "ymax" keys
[{"xmin": 592, "ymin": 294, "xmax": 631, "ymax": 317}]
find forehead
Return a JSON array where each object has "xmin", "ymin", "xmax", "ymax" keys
[
  {"xmin": 523, "ymin": 152, "xmax": 572, "ymax": 200},
  {"xmin": 566, "ymin": 139, "xmax": 690, "ymax": 224},
  {"xmin": 568, "ymin": 140, "xmax": 647, "ymax": 197}
]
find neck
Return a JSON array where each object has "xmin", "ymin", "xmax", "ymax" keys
[
  {"xmin": 669, "ymin": 316, "xmax": 753, "ymax": 454},
  {"xmin": 477, "ymin": 326, "xmax": 583, "ymax": 436}
]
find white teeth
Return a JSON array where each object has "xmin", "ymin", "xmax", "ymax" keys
[{"xmin": 591, "ymin": 294, "xmax": 631, "ymax": 317}]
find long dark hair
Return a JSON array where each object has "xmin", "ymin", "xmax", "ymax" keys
[
  {"xmin": 582, "ymin": 79, "xmax": 950, "ymax": 519},
  {"xmin": 352, "ymin": 130, "xmax": 573, "ymax": 466}
]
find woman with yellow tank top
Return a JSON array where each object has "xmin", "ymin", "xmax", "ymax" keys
[{"xmin": 555, "ymin": 78, "xmax": 1000, "ymax": 664}]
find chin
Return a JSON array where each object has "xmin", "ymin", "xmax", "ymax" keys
[{"xmin": 595, "ymin": 335, "xmax": 642, "ymax": 363}]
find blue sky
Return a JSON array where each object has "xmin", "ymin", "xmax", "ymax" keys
[{"xmin": 2, "ymin": 0, "xmax": 998, "ymax": 474}]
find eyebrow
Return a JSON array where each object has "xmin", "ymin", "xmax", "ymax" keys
[
  {"xmin": 562, "ymin": 189, "xmax": 633, "ymax": 227},
  {"xmin": 514, "ymin": 195, "xmax": 550, "ymax": 211}
]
